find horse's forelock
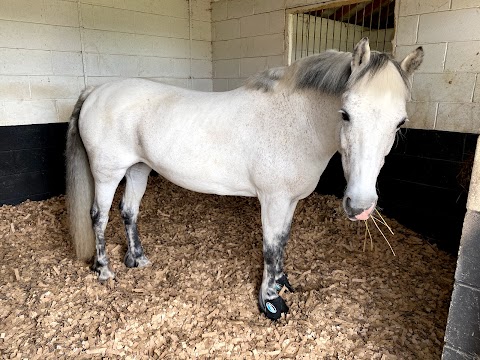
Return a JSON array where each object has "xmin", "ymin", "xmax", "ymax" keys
[
  {"xmin": 348, "ymin": 52, "xmax": 410, "ymax": 91},
  {"xmin": 347, "ymin": 53, "xmax": 411, "ymax": 100}
]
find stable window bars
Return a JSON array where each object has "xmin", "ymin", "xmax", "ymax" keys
[{"xmin": 289, "ymin": 0, "xmax": 396, "ymax": 63}]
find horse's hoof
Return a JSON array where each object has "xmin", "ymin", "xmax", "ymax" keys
[
  {"xmin": 124, "ymin": 252, "xmax": 151, "ymax": 268},
  {"xmin": 135, "ymin": 256, "xmax": 151, "ymax": 268},
  {"xmin": 263, "ymin": 296, "xmax": 289, "ymax": 321},
  {"xmin": 93, "ymin": 265, "xmax": 115, "ymax": 282}
]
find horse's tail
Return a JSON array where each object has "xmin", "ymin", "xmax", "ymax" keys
[{"xmin": 66, "ymin": 86, "xmax": 96, "ymax": 261}]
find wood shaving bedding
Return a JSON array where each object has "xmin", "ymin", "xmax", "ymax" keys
[{"xmin": 0, "ymin": 176, "xmax": 455, "ymax": 359}]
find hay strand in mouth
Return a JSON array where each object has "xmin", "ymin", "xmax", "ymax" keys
[
  {"xmin": 370, "ymin": 215, "xmax": 396, "ymax": 256},
  {"xmin": 361, "ymin": 209, "xmax": 396, "ymax": 256},
  {"xmin": 372, "ymin": 215, "xmax": 394, "ymax": 235},
  {"xmin": 374, "ymin": 209, "xmax": 394, "ymax": 235},
  {"xmin": 364, "ymin": 220, "xmax": 374, "ymax": 252}
]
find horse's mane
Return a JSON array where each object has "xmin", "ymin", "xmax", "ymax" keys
[{"xmin": 245, "ymin": 50, "xmax": 409, "ymax": 94}]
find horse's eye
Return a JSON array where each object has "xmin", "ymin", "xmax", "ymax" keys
[
  {"xmin": 339, "ymin": 110, "xmax": 350, "ymax": 121},
  {"xmin": 397, "ymin": 118, "xmax": 407, "ymax": 129}
]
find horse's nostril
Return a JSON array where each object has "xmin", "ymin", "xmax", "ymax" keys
[{"xmin": 345, "ymin": 197, "xmax": 352, "ymax": 209}]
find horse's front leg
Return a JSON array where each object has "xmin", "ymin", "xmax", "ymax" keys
[{"xmin": 258, "ymin": 196, "xmax": 297, "ymax": 320}]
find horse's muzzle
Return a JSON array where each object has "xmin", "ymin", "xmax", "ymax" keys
[{"xmin": 343, "ymin": 197, "xmax": 376, "ymax": 221}]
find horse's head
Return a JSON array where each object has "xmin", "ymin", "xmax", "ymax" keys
[{"xmin": 339, "ymin": 38, "xmax": 423, "ymax": 221}]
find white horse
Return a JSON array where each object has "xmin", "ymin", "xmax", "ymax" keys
[{"xmin": 66, "ymin": 38, "xmax": 423, "ymax": 320}]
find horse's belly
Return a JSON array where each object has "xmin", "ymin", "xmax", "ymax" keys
[
  {"xmin": 162, "ymin": 173, "xmax": 256, "ymax": 197},
  {"xmin": 146, "ymin": 151, "xmax": 256, "ymax": 197}
]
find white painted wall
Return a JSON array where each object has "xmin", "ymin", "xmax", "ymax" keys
[
  {"xmin": 0, "ymin": 0, "xmax": 212, "ymax": 126},
  {"xmin": 211, "ymin": 0, "xmax": 286, "ymax": 91}
]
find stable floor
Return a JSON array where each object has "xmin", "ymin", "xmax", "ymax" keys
[{"xmin": 0, "ymin": 176, "xmax": 455, "ymax": 359}]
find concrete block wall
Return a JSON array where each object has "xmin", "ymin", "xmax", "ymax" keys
[
  {"xmin": 0, "ymin": 0, "xmax": 83, "ymax": 126},
  {"xmin": 211, "ymin": 0, "xmax": 286, "ymax": 91},
  {"xmin": 394, "ymin": 1, "xmax": 480, "ymax": 133},
  {"xmin": 0, "ymin": 0, "xmax": 213, "ymax": 126}
]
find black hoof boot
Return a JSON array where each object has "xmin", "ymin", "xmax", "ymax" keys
[
  {"xmin": 275, "ymin": 273, "xmax": 294, "ymax": 293},
  {"xmin": 263, "ymin": 296, "xmax": 289, "ymax": 321}
]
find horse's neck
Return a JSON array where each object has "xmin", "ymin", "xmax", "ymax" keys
[{"xmin": 287, "ymin": 90, "xmax": 342, "ymax": 156}]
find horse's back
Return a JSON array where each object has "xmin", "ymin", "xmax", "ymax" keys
[
  {"xmin": 78, "ymin": 78, "xmax": 327, "ymax": 198},
  {"xmin": 79, "ymin": 79, "xmax": 262, "ymax": 195}
]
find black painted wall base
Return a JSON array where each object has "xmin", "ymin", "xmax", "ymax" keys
[{"xmin": 0, "ymin": 123, "xmax": 68, "ymax": 205}]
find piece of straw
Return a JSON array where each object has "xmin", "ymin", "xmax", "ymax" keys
[
  {"xmin": 370, "ymin": 215, "xmax": 396, "ymax": 256},
  {"xmin": 364, "ymin": 220, "xmax": 374, "ymax": 252},
  {"xmin": 374, "ymin": 209, "xmax": 394, "ymax": 235}
]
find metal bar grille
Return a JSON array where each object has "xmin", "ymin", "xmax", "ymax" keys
[{"xmin": 290, "ymin": 0, "xmax": 395, "ymax": 62}]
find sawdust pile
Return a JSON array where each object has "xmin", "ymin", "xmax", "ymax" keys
[{"xmin": 0, "ymin": 176, "xmax": 455, "ymax": 359}]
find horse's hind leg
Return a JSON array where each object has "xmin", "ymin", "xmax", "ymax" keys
[
  {"xmin": 120, "ymin": 163, "xmax": 151, "ymax": 268},
  {"xmin": 91, "ymin": 173, "xmax": 124, "ymax": 281},
  {"xmin": 258, "ymin": 196, "xmax": 297, "ymax": 320}
]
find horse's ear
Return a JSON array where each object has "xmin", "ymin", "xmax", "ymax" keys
[
  {"xmin": 351, "ymin": 37, "xmax": 371, "ymax": 71},
  {"xmin": 400, "ymin": 47, "xmax": 424, "ymax": 76}
]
